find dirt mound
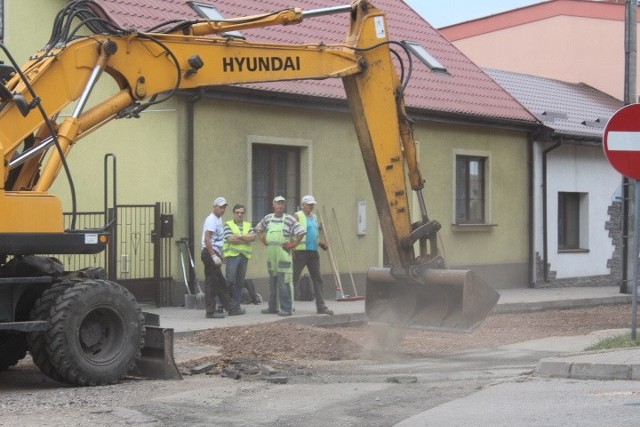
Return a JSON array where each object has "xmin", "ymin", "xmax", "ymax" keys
[
  {"xmin": 190, "ymin": 322, "xmax": 363, "ymax": 365},
  {"xmin": 178, "ymin": 304, "xmax": 635, "ymax": 370}
]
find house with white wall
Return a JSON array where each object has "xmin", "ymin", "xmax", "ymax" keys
[{"xmin": 486, "ymin": 68, "xmax": 623, "ymax": 287}]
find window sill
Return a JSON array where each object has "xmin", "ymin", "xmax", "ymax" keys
[
  {"xmin": 558, "ymin": 248, "xmax": 590, "ymax": 254},
  {"xmin": 452, "ymin": 223, "xmax": 498, "ymax": 231}
]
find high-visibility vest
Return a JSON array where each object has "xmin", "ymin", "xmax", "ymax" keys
[
  {"xmin": 294, "ymin": 211, "xmax": 315, "ymax": 251},
  {"xmin": 223, "ymin": 220, "xmax": 253, "ymax": 259}
]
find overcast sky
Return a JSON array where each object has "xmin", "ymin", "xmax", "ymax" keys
[{"xmin": 402, "ymin": 0, "xmax": 545, "ymax": 28}]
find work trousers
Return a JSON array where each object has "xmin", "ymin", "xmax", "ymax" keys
[
  {"xmin": 225, "ymin": 255, "xmax": 249, "ymax": 306},
  {"xmin": 266, "ymin": 244, "xmax": 293, "ymax": 314},
  {"xmin": 201, "ymin": 248, "xmax": 234, "ymax": 314},
  {"xmin": 292, "ymin": 249, "xmax": 327, "ymax": 309}
]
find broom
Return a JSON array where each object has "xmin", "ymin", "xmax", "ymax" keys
[
  {"xmin": 318, "ymin": 207, "xmax": 345, "ymax": 300},
  {"xmin": 331, "ymin": 207, "xmax": 365, "ymax": 301}
]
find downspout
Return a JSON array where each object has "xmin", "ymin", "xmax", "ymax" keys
[
  {"xmin": 187, "ymin": 89, "xmax": 205, "ymax": 266},
  {"xmin": 527, "ymin": 133, "xmax": 535, "ymax": 287},
  {"xmin": 542, "ymin": 137, "xmax": 562, "ymax": 283}
]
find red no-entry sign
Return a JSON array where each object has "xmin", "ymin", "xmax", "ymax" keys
[{"xmin": 603, "ymin": 103, "xmax": 640, "ymax": 180}]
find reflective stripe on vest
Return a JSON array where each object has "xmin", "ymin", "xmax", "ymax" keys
[{"xmin": 223, "ymin": 220, "xmax": 253, "ymax": 259}]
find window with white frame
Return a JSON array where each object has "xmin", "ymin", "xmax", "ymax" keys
[
  {"xmin": 455, "ymin": 155, "xmax": 487, "ymax": 224},
  {"xmin": 558, "ymin": 192, "xmax": 588, "ymax": 251}
]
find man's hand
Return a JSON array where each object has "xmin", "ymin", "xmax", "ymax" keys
[
  {"xmin": 283, "ymin": 242, "xmax": 297, "ymax": 250},
  {"xmin": 211, "ymin": 254, "xmax": 222, "ymax": 266},
  {"xmin": 319, "ymin": 242, "xmax": 328, "ymax": 251}
]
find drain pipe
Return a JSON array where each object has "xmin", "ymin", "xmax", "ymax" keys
[
  {"xmin": 542, "ymin": 137, "xmax": 562, "ymax": 282},
  {"xmin": 187, "ymin": 89, "xmax": 205, "ymax": 264},
  {"xmin": 527, "ymin": 133, "xmax": 535, "ymax": 287}
]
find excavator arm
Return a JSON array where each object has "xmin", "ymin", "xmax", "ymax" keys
[{"xmin": 0, "ymin": 1, "xmax": 498, "ymax": 333}]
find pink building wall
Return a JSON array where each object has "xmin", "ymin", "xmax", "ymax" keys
[{"xmin": 441, "ymin": 0, "xmax": 637, "ymax": 101}]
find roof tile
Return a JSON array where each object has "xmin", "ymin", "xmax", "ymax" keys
[
  {"xmin": 485, "ymin": 68, "xmax": 623, "ymax": 139},
  {"xmin": 93, "ymin": 0, "xmax": 537, "ymax": 124}
]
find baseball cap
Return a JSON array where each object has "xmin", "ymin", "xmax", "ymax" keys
[
  {"xmin": 273, "ymin": 195, "xmax": 286, "ymax": 203},
  {"xmin": 213, "ymin": 196, "xmax": 228, "ymax": 207},
  {"xmin": 301, "ymin": 195, "xmax": 316, "ymax": 205}
]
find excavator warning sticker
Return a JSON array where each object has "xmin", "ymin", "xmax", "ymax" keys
[
  {"xmin": 85, "ymin": 234, "xmax": 98, "ymax": 244},
  {"xmin": 374, "ymin": 16, "xmax": 386, "ymax": 38}
]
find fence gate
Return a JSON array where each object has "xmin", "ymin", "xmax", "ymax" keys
[{"xmin": 59, "ymin": 202, "xmax": 173, "ymax": 305}]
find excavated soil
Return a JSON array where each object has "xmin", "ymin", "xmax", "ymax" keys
[{"xmin": 178, "ymin": 304, "xmax": 636, "ymax": 371}]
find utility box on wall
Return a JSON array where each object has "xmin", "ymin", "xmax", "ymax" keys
[
  {"xmin": 357, "ymin": 200, "xmax": 366, "ymax": 235},
  {"xmin": 159, "ymin": 214, "xmax": 174, "ymax": 238}
]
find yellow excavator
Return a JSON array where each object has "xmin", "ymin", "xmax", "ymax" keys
[{"xmin": 0, "ymin": 0, "xmax": 498, "ymax": 386}]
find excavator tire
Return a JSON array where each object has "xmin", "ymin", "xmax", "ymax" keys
[
  {"xmin": 27, "ymin": 280, "xmax": 78, "ymax": 382},
  {"xmin": 45, "ymin": 279, "xmax": 145, "ymax": 386},
  {"xmin": 0, "ymin": 332, "xmax": 27, "ymax": 371}
]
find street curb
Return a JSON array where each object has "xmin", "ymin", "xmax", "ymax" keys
[
  {"xmin": 279, "ymin": 312, "xmax": 367, "ymax": 327},
  {"xmin": 537, "ymin": 348, "xmax": 640, "ymax": 380},
  {"xmin": 493, "ymin": 296, "xmax": 632, "ymax": 314}
]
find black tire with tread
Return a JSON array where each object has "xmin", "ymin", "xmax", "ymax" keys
[
  {"xmin": 27, "ymin": 280, "xmax": 78, "ymax": 382},
  {"xmin": 45, "ymin": 280, "xmax": 145, "ymax": 386}
]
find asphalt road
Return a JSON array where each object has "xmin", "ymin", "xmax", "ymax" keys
[{"xmin": 3, "ymin": 331, "xmax": 639, "ymax": 427}]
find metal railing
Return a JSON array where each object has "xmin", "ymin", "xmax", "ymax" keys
[{"xmin": 51, "ymin": 202, "xmax": 173, "ymax": 283}]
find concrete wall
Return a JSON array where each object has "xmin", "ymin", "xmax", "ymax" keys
[
  {"xmin": 5, "ymin": 1, "xmax": 68, "ymax": 64},
  {"xmin": 46, "ymin": 94, "xmax": 531, "ymax": 291},
  {"xmin": 191, "ymin": 99, "xmax": 380, "ymax": 283},
  {"xmin": 414, "ymin": 122, "xmax": 530, "ymax": 288}
]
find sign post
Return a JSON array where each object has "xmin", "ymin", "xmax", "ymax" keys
[{"xmin": 603, "ymin": 103, "xmax": 640, "ymax": 340}]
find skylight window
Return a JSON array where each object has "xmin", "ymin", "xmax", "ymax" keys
[
  {"xmin": 404, "ymin": 41, "xmax": 448, "ymax": 74},
  {"xmin": 189, "ymin": 2, "xmax": 244, "ymax": 39}
]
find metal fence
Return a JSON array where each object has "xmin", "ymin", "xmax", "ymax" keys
[
  {"xmin": 114, "ymin": 204, "xmax": 157, "ymax": 280},
  {"xmin": 52, "ymin": 202, "xmax": 173, "ymax": 303}
]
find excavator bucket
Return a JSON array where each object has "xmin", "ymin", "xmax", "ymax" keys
[
  {"xmin": 129, "ymin": 313, "xmax": 182, "ymax": 380},
  {"xmin": 365, "ymin": 267, "xmax": 500, "ymax": 332}
]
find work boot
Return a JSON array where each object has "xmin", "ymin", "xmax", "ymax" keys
[
  {"xmin": 278, "ymin": 310, "xmax": 292, "ymax": 317},
  {"xmin": 261, "ymin": 309, "xmax": 277, "ymax": 314},
  {"xmin": 229, "ymin": 307, "xmax": 246, "ymax": 316},
  {"xmin": 317, "ymin": 306, "xmax": 334, "ymax": 315},
  {"xmin": 206, "ymin": 312, "xmax": 225, "ymax": 319}
]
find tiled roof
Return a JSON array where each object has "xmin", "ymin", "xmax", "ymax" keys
[
  {"xmin": 93, "ymin": 0, "xmax": 537, "ymax": 124},
  {"xmin": 485, "ymin": 68, "xmax": 623, "ymax": 140}
]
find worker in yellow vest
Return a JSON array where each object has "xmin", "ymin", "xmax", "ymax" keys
[
  {"xmin": 293, "ymin": 195, "xmax": 334, "ymax": 315},
  {"xmin": 223, "ymin": 204, "xmax": 258, "ymax": 308}
]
